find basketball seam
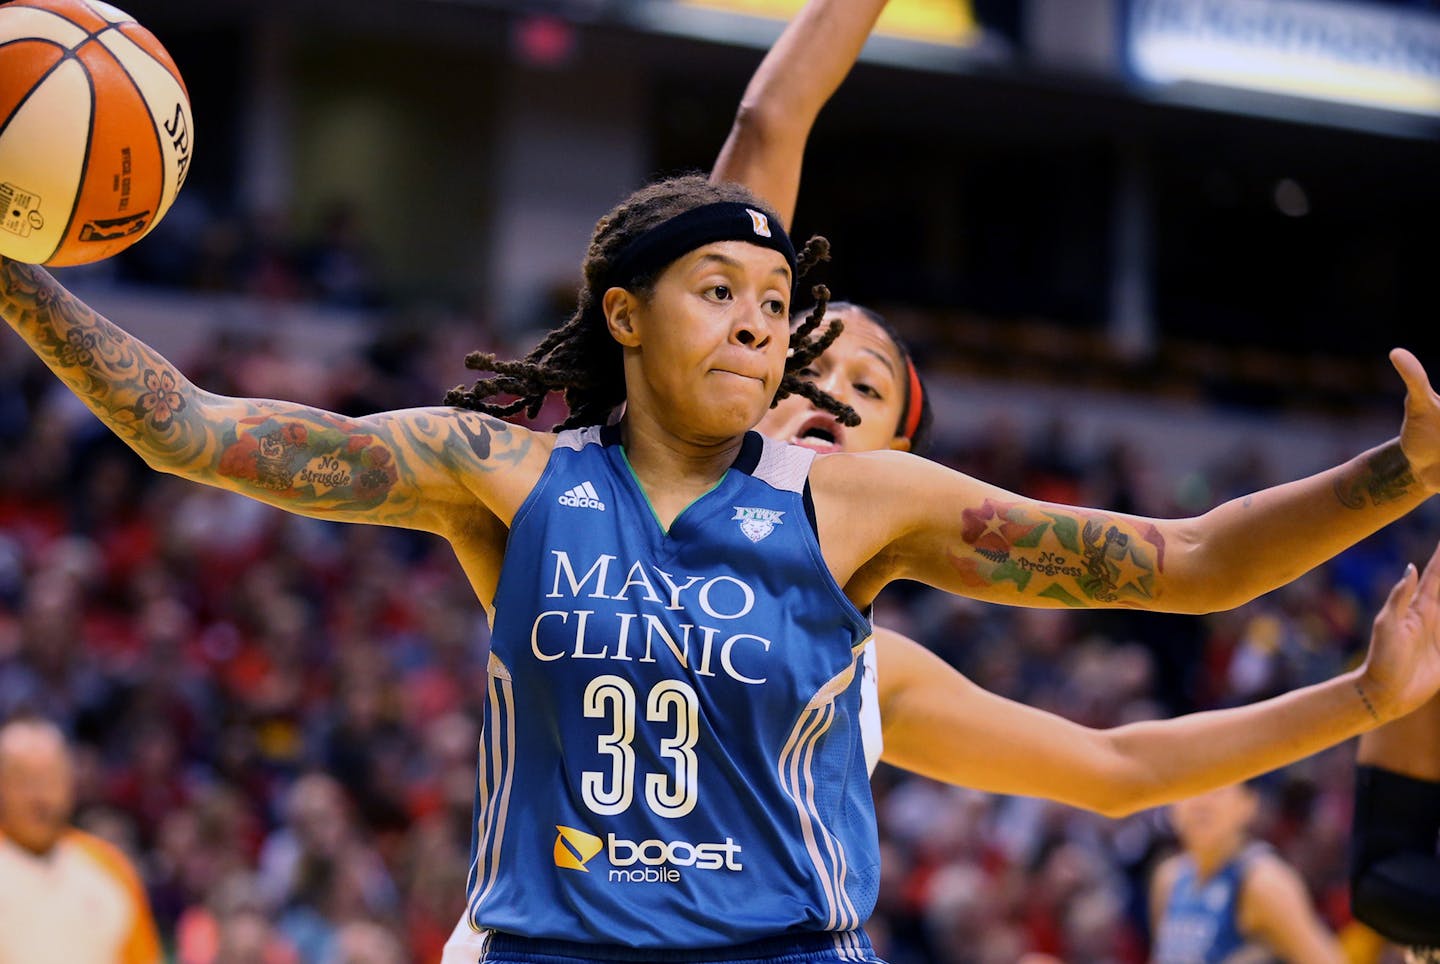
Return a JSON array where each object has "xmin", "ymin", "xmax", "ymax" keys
[
  {"xmin": 45, "ymin": 44, "xmax": 97, "ymax": 264},
  {"xmin": 0, "ymin": 39, "xmax": 75, "ymax": 148},
  {"xmin": 3, "ymin": 5, "xmax": 112, "ymax": 43},
  {"xmin": 94, "ymin": 31, "xmax": 173, "ymax": 246},
  {"xmin": 113, "ymin": 24, "xmax": 185, "ymax": 92}
]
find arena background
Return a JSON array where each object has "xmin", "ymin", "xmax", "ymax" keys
[{"xmin": 3, "ymin": 0, "xmax": 1440, "ymax": 960}]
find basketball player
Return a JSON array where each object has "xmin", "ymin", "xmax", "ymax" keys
[
  {"xmin": 1350, "ymin": 694, "xmax": 1440, "ymax": 963},
  {"xmin": 1150, "ymin": 782, "xmax": 1344, "ymax": 963},
  {"xmin": 0, "ymin": 717, "xmax": 163, "ymax": 964},
  {"xmin": 9, "ymin": 161, "xmax": 1440, "ymax": 961}
]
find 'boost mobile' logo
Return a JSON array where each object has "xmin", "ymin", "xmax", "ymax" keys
[{"xmin": 554, "ymin": 825, "xmax": 603, "ymax": 871}]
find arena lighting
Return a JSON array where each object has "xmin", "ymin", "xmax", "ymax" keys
[
  {"xmin": 1126, "ymin": 0, "xmax": 1440, "ymax": 134},
  {"xmin": 625, "ymin": 0, "xmax": 991, "ymax": 72}
]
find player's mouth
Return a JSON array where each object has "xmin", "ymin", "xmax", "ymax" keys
[{"xmin": 789, "ymin": 414, "xmax": 844, "ymax": 454}]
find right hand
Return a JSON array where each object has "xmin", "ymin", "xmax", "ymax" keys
[{"xmin": 1359, "ymin": 538, "xmax": 1440, "ymax": 722}]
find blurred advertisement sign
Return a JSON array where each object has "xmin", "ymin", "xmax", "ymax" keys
[
  {"xmin": 1128, "ymin": 0, "xmax": 1440, "ymax": 116},
  {"xmin": 676, "ymin": 0, "xmax": 977, "ymax": 47}
]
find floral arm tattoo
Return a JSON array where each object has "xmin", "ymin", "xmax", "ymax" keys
[
  {"xmin": 1, "ymin": 259, "xmax": 528, "ymax": 527},
  {"xmin": 947, "ymin": 497, "xmax": 1165, "ymax": 607}
]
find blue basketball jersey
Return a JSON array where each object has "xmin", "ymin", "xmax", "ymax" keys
[
  {"xmin": 1153, "ymin": 846, "xmax": 1267, "ymax": 964},
  {"xmin": 463, "ymin": 426, "xmax": 878, "ymax": 951}
]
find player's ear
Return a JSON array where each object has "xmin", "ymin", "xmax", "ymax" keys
[{"xmin": 604, "ymin": 287, "xmax": 642, "ymax": 347}]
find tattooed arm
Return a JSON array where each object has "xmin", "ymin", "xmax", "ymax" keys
[
  {"xmin": 0, "ymin": 258, "xmax": 542, "ymax": 536},
  {"xmin": 710, "ymin": 0, "xmax": 889, "ymax": 225},
  {"xmin": 817, "ymin": 403, "xmax": 1435, "ymax": 614}
]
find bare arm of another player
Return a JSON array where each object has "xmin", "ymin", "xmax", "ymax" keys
[
  {"xmin": 710, "ymin": 0, "xmax": 890, "ymax": 224},
  {"xmin": 1357, "ymin": 689, "xmax": 1440, "ymax": 779},
  {"xmin": 1240, "ymin": 855, "xmax": 1346, "ymax": 964},
  {"xmin": 871, "ymin": 544, "xmax": 1440, "ymax": 817},
  {"xmin": 0, "ymin": 257, "xmax": 543, "ymax": 537},
  {"xmin": 818, "ymin": 354, "xmax": 1440, "ymax": 614}
]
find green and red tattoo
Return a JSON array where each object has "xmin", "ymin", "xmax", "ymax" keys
[{"xmin": 949, "ymin": 497, "xmax": 1165, "ymax": 606}]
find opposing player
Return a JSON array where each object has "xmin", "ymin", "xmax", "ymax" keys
[
  {"xmin": 1350, "ymin": 694, "xmax": 1440, "ymax": 963},
  {"xmin": 1150, "ymin": 783, "xmax": 1344, "ymax": 963}
]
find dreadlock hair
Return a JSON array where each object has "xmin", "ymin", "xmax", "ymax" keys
[{"xmin": 445, "ymin": 174, "xmax": 857, "ymax": 430}]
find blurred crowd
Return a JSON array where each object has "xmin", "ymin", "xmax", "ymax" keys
[{"xmin": 0, "ymin": 280, "xmax": 1433, "ymax": 963}]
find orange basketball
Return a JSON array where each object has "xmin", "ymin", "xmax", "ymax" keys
[{"xmin": 0, "ymin": 0, "xmax": 192, "ymax": 266}]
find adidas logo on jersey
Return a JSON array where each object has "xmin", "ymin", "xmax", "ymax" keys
[{"xmin": 558, "ymin": 481, "xmax": 606, "ymax": 511}]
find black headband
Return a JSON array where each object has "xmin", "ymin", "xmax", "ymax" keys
[{"xmin": 605, "ymin": 202, "xmax": 797, "ymax": 291}]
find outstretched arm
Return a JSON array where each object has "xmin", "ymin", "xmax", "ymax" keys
[
  {"xmin": 0, "ymin": 257, "xmax": 540, "ymax": 535},
  {"xmin": 710, "ymin": 0, "xmax": 890, "ymax": 225},
  {"xmin": 823, "ymin": 351, "xmax": 1439, "ymax": 613},
  {"xmin": 873, "ymin": 540, "xmax": 1440, "ymax": 817}
]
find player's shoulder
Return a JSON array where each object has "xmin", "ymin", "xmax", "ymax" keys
[
  {"xmin": 1237, "ymin": 847, "xmax": 1312, "ymax": 917},
  {"xmin": 808, "ymin": 448, "xmax": 926, "ymax": 496}
]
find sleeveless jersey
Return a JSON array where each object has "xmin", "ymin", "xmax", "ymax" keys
[
  {"xmin": 462, "ymin": 427, "xmax": 878, "ymax": 950},
  {"xmin": 1152, "ymin": 845, "xmax": 1268, "ymax": 964}
]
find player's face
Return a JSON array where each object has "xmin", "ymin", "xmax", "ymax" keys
[
  {"xmin": 611, "ymin": 241, "xmax": 792, "ymax": 441},
  {"xmin": 0, "ymin": 734, "xmax": 74, "ymax": 854},
  {"xmin": 1168, "ymin": 784, "xmax": 1257, "ymax": 855},
  {"xmin": 757, "ymin": 308, "xmax": 911, "ymax": 455}
]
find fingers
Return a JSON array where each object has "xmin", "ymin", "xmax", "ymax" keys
[
  {"xmin": 1391, "ymin": 348, "xmax": 1437, "ymax": 402},
  {"xmin": 1421, "ymin": 539, "xmax": 1440, "ymax": 596},
  {"xmin": 1383, "ymin": 561, "xmax": 1420, "ymax": 620}
]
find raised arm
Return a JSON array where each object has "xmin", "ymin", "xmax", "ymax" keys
[
  {"xmin": 821, "ymin": 353, "xmax": 1440, "ymax": 613},
  {"xmin": 872, "ymin": 540, "xmax": 1440, "ymax": 818},
  {"xmin": 0, "ymin": 257, "xmax": 543, "ymax": 536},
  {"xmin": 710, "ymin": 0, "xmax": 889, "ymax": 225}
]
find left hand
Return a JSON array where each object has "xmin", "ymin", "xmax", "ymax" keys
[
  {"xmin": 1392, "ymin": 348, "xmax": 1440, "ymax": 491},
  {"xmin": 1358, "ymin": 537, "xmax": 1440, "ymax": 723}
]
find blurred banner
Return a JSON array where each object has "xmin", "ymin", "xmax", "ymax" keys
[
  {"xmin": 675, "ymin": 0, "xmax": 978, "ymax": 47},
  {"xmin": 1126, "ymin": 0, "xmax": 1440, "ymax": 116}
]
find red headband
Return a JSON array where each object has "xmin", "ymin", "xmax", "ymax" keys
[{"xmin": 901, "ymin": 356, "xmax": 924, "ymax": 442}]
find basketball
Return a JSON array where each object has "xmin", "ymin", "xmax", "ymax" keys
[{"xmin": 0, "ymin": 0, "xmax": 191, "ymax": 266}]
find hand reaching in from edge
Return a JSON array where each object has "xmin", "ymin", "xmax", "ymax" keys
[{"xmin": 1360, "ymin": 536, "xmax": 1440, "ymax": 723}]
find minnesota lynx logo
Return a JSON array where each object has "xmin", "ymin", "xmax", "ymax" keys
[
  {"xmin": 745, "ymin": 208, "xmax": 772, "ymax": 238},
  {"xmin": 554, "ymin": 825, "xmax": 604, "ymax": 872},
  {"xmin": 733, "ymin": 506, "xmax": 784, "ymax": 543}
]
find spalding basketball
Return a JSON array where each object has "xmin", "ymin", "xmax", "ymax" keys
[{"xmin": 0, "ymin": 0, "xmax": 192, "ymax": 266}]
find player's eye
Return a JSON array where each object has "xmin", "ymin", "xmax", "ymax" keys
[
  {"xmin": 856, "ymin": 382, "xmax": 883, "ymax": 400},
  {"xmin": 765, "ymin": 298, "xmax": 787, "ymax": 316},
  {"xmin": 709, "ymin": 285, "xmax": 732, "ymax": 301}
]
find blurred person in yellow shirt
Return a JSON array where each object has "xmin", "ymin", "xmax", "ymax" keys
[{"xmin": 0, "ymin": 717, "xmax": 162, "ymax": 964}]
